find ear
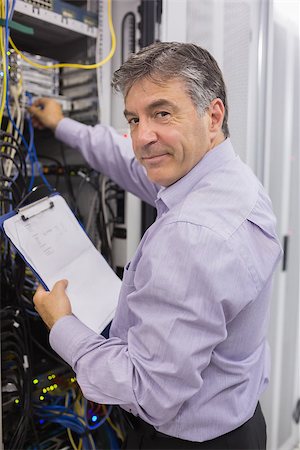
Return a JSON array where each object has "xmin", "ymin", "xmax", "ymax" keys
[{"xmin": 208, "ymin": 98, "xmax": 225, "ymax": 138}]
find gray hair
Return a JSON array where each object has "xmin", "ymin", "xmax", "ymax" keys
[{"xmin": 112, "ymin": 42, "xmax": 229, "ymax": 138}]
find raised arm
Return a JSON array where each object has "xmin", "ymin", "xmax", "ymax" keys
[{"xmin": 29, "ymin": 98, "xmax": 159, "ymax": 205}]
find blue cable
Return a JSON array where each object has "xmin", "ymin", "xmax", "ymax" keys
[
  {"xmin": 37, "ymin": 405, "xmax": 79, "ymax": 416},
  {"xmin": 34, "ymin": 395, "xmax": 118, "ymax": 442},
  {"xmin": 4, "ymin": 0, "xmax": 30, "ymax": 155},
  {"xmin": 50, "ymin": 418, "xmax": 85, "ymax": 434},
  {"xmin": 104, "ymin": 422, "xmax": 120, "ymax": 450},
  {"xmin": 36, "ymin": 405, "xmax": 87, "ymax": 432},
  {"xmin": 82, "ymin": 436, "xmax": 90, "ymax": 450},
  {"xmin": 4, "ymin": 4, "xmax": 52, "ymax": 192},
  {"xmin": 36, "ymin": 410, "xmax": 86, "ymax": 434},
  {"xmin": 25, "ymin": 309, "xmax": 39, "ymax": 317},
  {"xmin": 26, "ymin": 93, "xmax": 52, "ymax": 191},
  {"xmin": 9, "ymin": 0, "xmax": 16, "ymax": 19},
  {"xmin": 87, "ymin": 404, "xmax": 113, "ymax": 430},
  {"xmin": 4, "ymin": 4, "xmax": 33, "ymax": 188},
  {"xmin": 26, "ymin": 98, "xmax": 36, "ymax": 190}
]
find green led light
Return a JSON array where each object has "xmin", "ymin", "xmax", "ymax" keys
[
  {"xmin": 39, "ymin": 396, "xmax": 45, "ymax": 401},
  {"xmin": 33, "ymin": 378, "xmax": 39, "ymax": 384},
  {"xmin": 15, "ymin": 398, "xmax": 20, "ymax": 404}
]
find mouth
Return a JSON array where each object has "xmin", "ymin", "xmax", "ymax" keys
[{"xmin": 142, "ymin": 153, "xmax": 170, "ymax": 164}]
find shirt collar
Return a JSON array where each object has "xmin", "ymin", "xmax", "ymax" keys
[{"xmin": 155, "ymin": 138, "xmax": 236, "ymax": 213}]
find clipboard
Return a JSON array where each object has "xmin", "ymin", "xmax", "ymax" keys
[{"xmin": 0, "ymin": 193, "xmax": 121, "ymax": 334}]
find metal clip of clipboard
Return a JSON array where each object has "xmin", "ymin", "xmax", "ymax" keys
[{"xmin": 18, "ymin": 197, "xmax": 54, "ymax": 222}]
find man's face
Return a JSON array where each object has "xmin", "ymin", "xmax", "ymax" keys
[{"xmin": 124, "ymin": 78, "xmax": 213, "ymax": 187}]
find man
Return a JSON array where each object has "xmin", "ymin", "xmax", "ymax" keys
[{"xmin": 30, "ymin": 42, "xmax": 282, "ymax": 449}]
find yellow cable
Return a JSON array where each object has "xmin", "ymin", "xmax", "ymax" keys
[
  {"xmin": 0, "ymin": 37, "xmax": 5, "ymax": 126},
  {"xmin": 65, "ymin": 391, "xmax": 83, "ymax": 450},
  {"xmin": 8, "ymin": 0, "xmax": 116, "ymax": 70},
  {"xmin": 106, "ymin": 416, "xmax": 124, "ymax": 441},
  {"xmin": 0, "ymin": 0, "xmax": 7, "ymax": 126},
  {"xmin": 67, "ymin": 428, "xmax": 82, "ymax": 450},
  {"xmin": 88, "ymin": 433, "xmax": 96, "ymax": 450},
  {"xmin": 102, "ymin": 404, "xmax": 124, "ymax": 442}
]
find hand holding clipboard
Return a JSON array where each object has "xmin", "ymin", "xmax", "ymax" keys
[{"xmin": 0, "ymin": 193, "xmax": 121, "ymax": 334}]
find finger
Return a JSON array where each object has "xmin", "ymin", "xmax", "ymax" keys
[
  {"xmin": 32, "ymin": 97, "xmax": 48, "ymax": 107},
  {"xmin": 33, "ymin": 284, "xmax": 47, "ymax": 304},
  {"xmin": 31, "ymin": 117, "xmax": 39, "ymax": 126},
  {"xmin": 52, "ymin": 279, "xmax": 69, "ymax": 294},
  {"xmin": 35, "ymin": 284, "xmax": 46, "ymax": 295},
  {"xmin": 28, "ymin": 104, "xmax": 43, "ymax": 115},
  {"xmin": 27, "ymin": 106, "xmax": 39, "ymax": 118},
  {"xmin": 31, "ymin": 118, "xmax": 45, "ymax": 130}
]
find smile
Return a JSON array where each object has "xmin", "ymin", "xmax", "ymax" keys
[{"xmin": 142, "ymin": 154, "xmax": 170, "ymax": 164}]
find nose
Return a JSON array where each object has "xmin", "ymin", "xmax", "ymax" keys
[{"xmin": 135, "ymin": 119, "xmax": 158, "ymax": 148}]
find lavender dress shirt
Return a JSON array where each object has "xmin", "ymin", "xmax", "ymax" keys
[{"xmin": 50, "ymin": 118, "xmax": 282, "ymax": 441}]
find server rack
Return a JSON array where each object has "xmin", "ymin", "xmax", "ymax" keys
[{"xmin": 0, "ymin": 1, "xmax": 144, "ymax": 448}]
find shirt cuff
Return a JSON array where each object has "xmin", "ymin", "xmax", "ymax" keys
[
  {"xmin": 54, "ymin": 117, "xmax": 84, "ymax": 147},
  {"xmin": 49, "ymin": 315, "xmax": 104, "ymax": 367}
]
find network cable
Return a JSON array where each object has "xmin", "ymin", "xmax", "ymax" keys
[{"xmin": 8, "ymin": 0, "xmax": 116, "ymax": 70}]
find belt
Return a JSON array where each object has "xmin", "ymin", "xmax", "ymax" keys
[
  {"xmin": 121, "ymin": 402, "xmax": 264, "ymax": 443},
  {"xmin": 122, "ymin": 409, "xmax": 169, "ymax": 438}
]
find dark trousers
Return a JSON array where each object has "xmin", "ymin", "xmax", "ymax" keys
[{"xmin": 122, "ymin": 403, "xmax": 266, "ymax": 450}]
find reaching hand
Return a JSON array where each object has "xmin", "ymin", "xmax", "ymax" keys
[
  {"xmin": 28, "ymin": 97, "xmax": 64, "ymax": 131},
  {"xmin": 33, "ymin": 280, "xmax": 72, "ymax": 329}
]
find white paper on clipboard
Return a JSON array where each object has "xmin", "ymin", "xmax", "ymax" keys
[{"xmin": 3, "ymin": 195, "xmax": 121, "ymax": 334}]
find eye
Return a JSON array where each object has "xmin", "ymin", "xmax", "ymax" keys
[
  {"xmin": 156, "ymin": 111, "xmax": 170, "ymax": 119},
  {"xmin": 128, "ymin": 117, "xmax": 139, "ymax": 125}
]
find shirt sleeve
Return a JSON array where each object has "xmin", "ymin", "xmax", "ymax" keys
[
  {"xmin": 50, "ymin": 220, "xmax": 256, "ymax": 427},
  {"xmin": 55, "ymin": 118, "xmax": 158, "ymax": 206}
]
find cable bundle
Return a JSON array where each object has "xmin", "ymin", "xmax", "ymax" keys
[
  {"xmin": 0, "ymin": 254, "xmax": 39, "ymax": 449},
  {"xmin": 0, "ymin": 130, "xmax": 27, "ymax": 206},
  {"xmin": 32, "ymin": 384, "xmax": 124, "ymax": 450}
]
